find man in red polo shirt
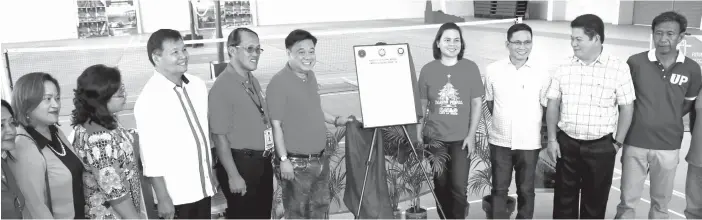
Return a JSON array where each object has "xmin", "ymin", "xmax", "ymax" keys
[{"xmin": 616, "ymin": 11, "xmax": 702, "ymax": 219}]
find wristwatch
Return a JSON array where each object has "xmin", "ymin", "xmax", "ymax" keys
[
  {"xmin": 612, "ymin": 139, "xmax": 623, "ymax": 148},
  {"xmin": 279, "ymin": 155, "xmax": 288, "ymax": 162}
]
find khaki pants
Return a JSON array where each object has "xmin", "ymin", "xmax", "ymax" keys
[
  {"xmin": 686, "ymin": 164, "xmax": 702, "ymax": 219},
  {"xmin": 615, "ymin": 145, "xmax": 680, "ymax": 219}
]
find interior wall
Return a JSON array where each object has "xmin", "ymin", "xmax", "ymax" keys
[
  {"xmin": 618, "ymin": 0, "xmax": 634, "ymax": 25},
  {"xmin": 0, "ymin": 0, "xmax": 79, "ymax": 43},
  {"xmin": 551, "ymin": 0, "xmax": 567, "ymax": 21},
  {"xmin": 445, "ymin": 0, "xmax": 474, "ymax": 17},
  {"xmin": 139, "ymin": 0, "xmax": 190, "ymax": 33},
  {"xmin": 528, "ymin": 0, "xmax": 549, "ymax": 20},
  {"xmin": 256, "ymin": 0, "xmax": 425, "ymax": 26},
  {"xmin": 564, "ymin": 0, "xmax": 620, "ymax": 24}
]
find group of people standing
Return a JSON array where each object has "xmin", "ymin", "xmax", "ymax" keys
[
  {"xmin": 1, "ymin": 10, "xmax": 701, "ymax": 220},
  {"xmin": 457, "ymin": 11, "xmax": 700, "ymax": 220},
  {"xmin": 0, "ymin": 26, "xmax": 351, "ymax": 219}
]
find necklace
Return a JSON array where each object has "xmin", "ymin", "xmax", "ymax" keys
[{"xmin": 47, "ymin": 132, "xmax": 67, "ymax": 157}]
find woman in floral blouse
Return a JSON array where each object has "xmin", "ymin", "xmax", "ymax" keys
[{"xmin": 70, "ymin": 64, "xmax": 147, "ymax": 219}]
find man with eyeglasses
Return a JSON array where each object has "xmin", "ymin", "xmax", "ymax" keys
[
  {"xmin": 266, "ymin": 29, "xmax": 350, "ymax": 219},
  {"xmin": 545, "ymin": 14, "xmax": 635, "ymax": 219},
  {"xmin": 208, "ymin": 28, "xmax": 273, "ymax": 219},
  {"xmin": 484, "ymin": 23, "xmax": 550, "ymax": 219},
  {"xmin": 616, "ymin": 11, "xmax": 702, "ymax": 219}
]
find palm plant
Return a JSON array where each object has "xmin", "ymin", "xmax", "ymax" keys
[
  {"xmin": 385, "ymin": 157, "xmax": 409, "ymax": 213},
  {"xmin": 381, "ymin": 125, "xmax": 449, "ymax": 214},
  {"xmin": 467, "ymin": 97, "xmax": 493, "ymax": 196},
  {"xmin": 324, "ymin": 126, "xmax": 348, "ymax": 209}
]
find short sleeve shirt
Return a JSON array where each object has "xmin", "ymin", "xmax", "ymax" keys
[
  {"xmin": 546, "ymin": 52, "xmax": 636, "ymax": 140},
  {"xmin": 418, "ymin": 59, "xmax": 485, "ymax": 142},
  {"xmin": 209, "ymin": 68, "xmax": 269, "ymax": 151},
  {"xmin": 484, "ymin": 58, "xmax": 550, "ymax": 150},
  {"xmin": 625, "ymin": 49, "xmax": 702, "ymax": 150},
  {"xmin": 690, "ymin": 91, "xmax": 702, "ymax": 167},
  {"xmin": 265, "ymin": 64, "xmax": 327, "ymax": 154}
]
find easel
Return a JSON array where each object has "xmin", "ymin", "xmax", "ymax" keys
[
  {"xmin": 352, "ymin": 43, "xmax": 445, "ymax": 219},
  {"xmin": 355, "ymin": 124, "xmax": 446, "ymax": 219}
]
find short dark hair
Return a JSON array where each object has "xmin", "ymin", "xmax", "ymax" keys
[
  {"xmin": 652, "ymin": 11, "xmax": 687, "ymax": 34},
  {"xmin": 147, "ymin": 29, "xmax": 183, "ymax": 66},
  {"xmin": 1, "ymin": 99, "xmax": 14, "ymax": 118},
  {"xmin": 71, "ymin": 64, "xmax": 122, "ymax": 130},
  {"xmin": 12, "ymin": 72, "xmax": 61, "ymax": 127},
  {"xmin": 507, "ymin": 23, "xmax": 533, "ymax": 41},
  {"xmin": 227, "ymin": 27, "xmax": 258, "ymax": 47},
  {"xmin": 226, "ymin": 28, "xmax": 259, "ymax": 57},
  {"xmin": 432, "ymin": 22, "xmax": 465, "ymax": 60},
  {"xmin": 571, "ymin": 14, "xmax": 605, "ymax": 43},
  {"xmin": 285, "ymin": 29, "xmax": 317, "ymax": 50}
]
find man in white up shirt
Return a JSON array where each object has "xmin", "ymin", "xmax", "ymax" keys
[
  {"xmin": 484, "ymin": 23, "xmax": 550, "ymax": 219},
  {"xmin": 135, "ymin": 29, "xmax": 215, "ymax": 219}
]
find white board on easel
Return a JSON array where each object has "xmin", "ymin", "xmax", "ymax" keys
[{"xmin": 353, "ymin": 43, "xmax": 419, "ymax": 128}]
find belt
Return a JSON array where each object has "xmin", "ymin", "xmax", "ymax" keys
[
  {"xmin": 558, "ymin": 130, "xmax": 612, "ymax": 144},
  {"xmin": 231, "ymin": 148, "xmax": 269, "ymax": 158},
  {"xmin": 288, "ymin": 151, "xmax": 324, "ymax": 159}
]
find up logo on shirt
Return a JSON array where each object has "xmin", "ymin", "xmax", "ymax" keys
[{"xmin": 670, "ymin": 73, "xmax": 689, "ymax": 86}]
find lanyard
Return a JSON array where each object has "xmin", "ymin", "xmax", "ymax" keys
[{"xmin": 240, "ymin": 74, "xmax": 269, "ymax": 125}]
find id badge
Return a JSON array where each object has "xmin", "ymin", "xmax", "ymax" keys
[{"xmin": 264, "ymin": 127, "xmax": 274, "ymax": 151}]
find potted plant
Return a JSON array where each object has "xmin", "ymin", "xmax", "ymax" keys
[
  {"xmin": 323, "ymin": 126, "xmax": 348, "ymax": 217},
  {"xmin": 381, "ymin": 125, "xmax": 448, "ymax": 219},
  {"xmin": 467, "ymin": 98, "xmax": 516, "ymax": 219},
  {"xmin": 386, "ymin": 156, "xmax": 409, "ymax": 219}
]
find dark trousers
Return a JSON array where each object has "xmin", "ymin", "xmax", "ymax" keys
[
  {"xmin": 215, "ymin": 148, "xmax": 274, "ymax": 219},
  {"xmin": 489, "ymin": 144, "xmax": 539, "ymax": 219},
  {"xmin": 553, "ymin": 131, "xmax": 617, "ymax": 219},
  {"xmin": 432, "ymin": 140, "xmax": 470, "ymax": 219},
  {"xmin": 279, "ymin": 157, "xmax": 331, "ymax": 219},
  {"xmin": 174, "ymin": 197, "xmax": 211, "ymax": 219}
]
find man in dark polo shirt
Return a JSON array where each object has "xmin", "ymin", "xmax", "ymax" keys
[
  {"xmin": 209, "ymin": 28, "xmax": 273, "ymax": 219},
  {"xmin": 266, "ymin": 29, "xmax": 350, "ymax": 219},
  {"xmin": 616, "ymin": 11, "xmax": 702, "ymax": 219},
  {"xmin": 687, "ymin": 88, "xmax": 702, "ymax": 219}
]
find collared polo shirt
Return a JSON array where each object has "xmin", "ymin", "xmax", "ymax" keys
[
  {"xmin": 690, "ymin": 88, "xmax": 702, "ymax": 167},
  {"xmin": 265, "ymin": 64, "xmax": 327, "ymax": 154},
  {"xmin": 485, "ymin": 58, "xmax": 550, "ymax": 150},
  {"xmin": 546, "ymin": 51, "xmax": 636, "ymax": 141},
  {"xmin": 134, "ymin": 71, "xmax": 215, "ymax": 205},
  {"xmin": 625, "ymin": 49, "xmax": 702, "ymax": 150},
  {"xmin": 209, "ymin": 67, "xmax": 269, "ymax": 150}
]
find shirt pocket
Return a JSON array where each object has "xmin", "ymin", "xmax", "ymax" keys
[{"xmin": 590, "ymin": 78, "xmax": 615, "ymax": 107}]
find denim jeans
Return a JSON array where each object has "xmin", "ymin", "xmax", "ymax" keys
[
  {"xmin": 431, "ymin": 140, "xmax": 470, "ymax": 219},
  {"xmin": 489, "ymin": 144, "xmax": 539, "ymax": 219},
  {"xmin": 279, "ymin": 157, "xmax": 331, "ymax": 219}
]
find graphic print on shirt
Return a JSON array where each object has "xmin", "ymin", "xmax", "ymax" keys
[{"xmin": 436, "ymin": 74, "xmax": 463, "ymax": 115}]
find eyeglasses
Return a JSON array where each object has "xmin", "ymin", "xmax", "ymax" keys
[
  {"xmin": 113, "ymin": 84, "xmax": 127, "ymax": 99},
  {"xmin": 233, "ymin": 46, "xmax": 264, "ymax": 54},
  {"xmin": 509, "ymin": 41, "xmax": 533, "ymax": 46}
]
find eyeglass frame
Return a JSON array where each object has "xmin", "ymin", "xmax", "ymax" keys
[{"xmin": 231, "ymin": 45, "xmax": 264, "ymax": 54}]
